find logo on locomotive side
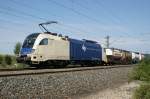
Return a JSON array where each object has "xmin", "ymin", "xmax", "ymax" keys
[{"xmin": 82, "ymin": 44, "xmax": 87, "ymax": 52}]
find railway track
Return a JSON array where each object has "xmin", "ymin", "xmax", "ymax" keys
[
  {"xmin": 0, "ymin": 67, "xmax": 37, "ymax": 71},
  {"xmin": 0, "ymin": 65, "xmax": 135, "ymax": 77}
]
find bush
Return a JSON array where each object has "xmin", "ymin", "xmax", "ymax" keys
[
  {"xmin": 11, "ymin": 55, "xmax": 17, "ymax": 64},
  {"xmin": 0, "ymin": 55, "xmax": 3, "ymax": 64},
  {"xmin": 130, "ymin": 58, "xmax": 150, "ymax": 99},
  {"xmin": 133, "ymin": 83, "xmax": 150, "ymax": 99},
  {"xmin": 0, "ymin": 54, "xmax": 28, "ymax": 68},
  {"xmin": 14, "ymin": 42, "xmax": 21, "ymax": 55},
  {"xmin": 5, "ymin": 55, "xmax": 12, "ymax": 65},
  {"xmin": 130, "ymin": 58, "xmax": 150, "ymax": 81}
]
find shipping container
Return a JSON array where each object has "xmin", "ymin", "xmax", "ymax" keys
[
  {"xmin": 105, "ymin": 48, "xmax": 132, "ymax": 64},
  {"xmin": 105, "ymin": 48, "xmax": 122, "ymax": 64},
  {"xmin": 122, "ymin": 50, "xmax": 132, "ymax": 64},
  {"xmin": 132, "ymin": 52, "xmax": 140, "ymax": 63}
]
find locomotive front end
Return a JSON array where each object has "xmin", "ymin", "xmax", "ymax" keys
[{"xmin": 17, "ymin": 33, "xmax": 40, "ymax": 64}]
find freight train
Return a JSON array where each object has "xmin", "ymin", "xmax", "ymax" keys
[
  {"xmin": 17, "ymin": 22, "xmax": 145, "ymax": 67},
  {"xmin": 17, "ymin": 32, "xmax": 144, "ymax": 67},
  {"xmin": 105, "ymin": 48, "xmax": 144, "ymax": 65}
]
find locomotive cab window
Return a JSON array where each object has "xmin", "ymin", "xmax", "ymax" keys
[
  {"xmin": 22, "ymin": 33, "xmax": 40, "ymax": 48},
  {"xmin": 39, "ymin": 38, "xmax": 48, "ymax": 45}
]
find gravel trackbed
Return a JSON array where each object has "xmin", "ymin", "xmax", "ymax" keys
[{"xmin": 0, "ymin": 66, "xmax": 133, "ymax": 99}]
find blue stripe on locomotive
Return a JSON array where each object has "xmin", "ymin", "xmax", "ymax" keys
[
  {"xmin": 70, "ymin": 39, "xmax": 102, "ymax": 60},
  {"xmin": 20, "ymin": 48, "xmax": 32, "ymax": 55}
]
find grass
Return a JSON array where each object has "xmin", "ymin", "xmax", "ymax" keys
[
  {"xmin": 130, "ymin": 58, "xmax": 150, "ymax": 99},
  {"xmin": 133, "ymin": 83, "xmax": 150, "ymax": 99}
]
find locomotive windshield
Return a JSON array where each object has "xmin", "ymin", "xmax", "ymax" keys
[{"xmin": 22, "ymin": 33, "xmax": 40, "ymax": 48}]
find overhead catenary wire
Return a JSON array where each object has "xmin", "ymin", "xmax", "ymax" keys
[
  {"xmin": 2, "ymin": 0, "xmax": 101, "ymax": 36},
  {"xmin": 68, "ymin": 0, "xmax": 135, "ymax": 46},
  {"xmin": 71, "ymin": 0, "xmax": 125, "ymax": 32},
  {"xmin": 95, "ymin": 0, "xmax": 123, "ymax": 25},
  {"xmin": 0, "ymin": 0, "xmax": 145, "ymax": 41},
  {"xmin": 69, "ymin": 0, "xmax": 100, "ymax": 17},
  {"xmin": 78, "ymin": 0, "xmax": 130, "ymax": 42},
  {"xmin": 70, "ymin": 0, "xmax": 127, "ymax": 29},
  {"xmin": 0, "ymin": 10, "xmax": 30, "ymax": 20},
  {"xmin": 47, "ymin": 0, "xmax": 106, "ymax": 25},
  {"xmin": 0, "ymin": 9, "xmax": 86, "ymax": 35},
  {"xmin": 0, "ymin": 9, "xmax": 42, "ymax": 32},
  {"xmin": 70, "ymin": 0, "xmax": 118, "ymax": 26},
  {"xmin": 0, "ymin": 0, "xmax": 149, "ymax": 53},
  {"xmin": 94, "ymin": 0, "xmax": 136, "ymax": 38},
  {"xmin": 0, "ymin": 18, "xmax": 26, "ymax": 26},
  {"xmin": 0, "ymin": 19, "xmax": 32, "ymax": 34},
  {"xmin": 46, "ymin": 0, "xmax": 113, "ymax": 40},
  {"xmin": 4, "ymin": 1, "xmax": 86, "ymax": 33},
  {"xmin": 0, "ymin": 10, "xmax": 44, "ymax": 33},
  {"xmin": 9, "ymin": 0, "xmax": 60, "ymax": 19},
  {"xmin": 0, "ymin": 6, "xmax": 47, "ymax": 21},
  {"xmin": 7, "ymin": 0, "xmax": 130, "ymax": 42}
]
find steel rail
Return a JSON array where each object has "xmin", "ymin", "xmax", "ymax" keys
[{"xmin": 0, "ymin": 65, "xmax": 135, "ymax": 77}]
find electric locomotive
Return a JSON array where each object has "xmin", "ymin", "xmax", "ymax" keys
[{"xmin": 17, "ymin": 22, "xmax": 106, "ymax": 67}]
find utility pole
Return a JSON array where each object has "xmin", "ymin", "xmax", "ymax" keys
[{"xmin": 105, "ymin": 35, "xmax": 110, "ymax": 48}]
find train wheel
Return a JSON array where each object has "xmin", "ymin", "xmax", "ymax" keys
[{"xmin": 53, "ymin": 61, "xmax": 69, "ymax": 68}]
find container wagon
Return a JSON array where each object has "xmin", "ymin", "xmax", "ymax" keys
[{"xmin": 105, "ymin": 48, "xmax": 132, "ymax": 65}]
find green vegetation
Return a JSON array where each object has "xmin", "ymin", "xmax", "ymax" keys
[
  {"xmin": 133, "ymin": 83, "xmax": 150, "ymax": 99},
  {"xmin": 130, "ymin": 58, "xmax": 150, "ymax": 81},
  {"xmin": 0, "ymin": 54, "xmax": 3, "ymax": 64},
  {"xmin": 13, "ymin": 42, "xmax": 22, "ymax": 55},
  {"xmin": 130, "ymin": 58, "xmax": 150, "ymax": 99},
  {"xmin": 0, "ymin": 42, "xmax": 28, "ymax": 69},
  {"xmin": 5, "ymin": 55, "xmax": 12, "ymax": 65},
  {"xmin": 0, "ymin": 54, "xmax": 28, "ymax": 69}
]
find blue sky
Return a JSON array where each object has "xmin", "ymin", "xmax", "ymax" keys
[{"xmin": 0, "ymin": 0, "xmax": 150, "ymax": 54}]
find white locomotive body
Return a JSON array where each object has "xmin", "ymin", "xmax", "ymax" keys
[{"xmin": 18, "ymin": 33, "xmax": 70, "ymax": 65}]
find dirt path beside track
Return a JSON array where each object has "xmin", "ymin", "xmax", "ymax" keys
[{"xmin": 76, "ymin": 81, "xmax": 140, "ymax": 99}]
